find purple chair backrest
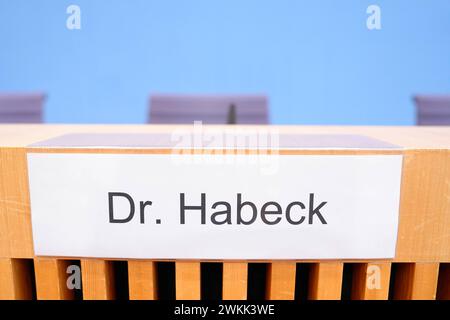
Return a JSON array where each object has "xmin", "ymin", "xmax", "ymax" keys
[
  {"xmin": 149, "ymin": 95, "xmax": 269, "ymax": 124},
  {"xmin": 414, "ymin": 95, "xmax": 450, "ymax": 125},
  {"xmin": 0, "ymin": 93, "xmax": 45, "ymax": 123}
]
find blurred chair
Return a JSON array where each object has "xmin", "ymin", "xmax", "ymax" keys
[
  {"xmin": 149, "ymin": 94, "xmax": 269, "ymax": 124},
  {"xmin": 0, "ymin": 93, "xmax": 45, "ymax": 123},
  {"xmin": 414, "ymin": 95, "xmax": 450, "ymax": 125}
]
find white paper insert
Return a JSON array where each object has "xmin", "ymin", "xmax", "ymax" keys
[{"xmin": 27, "ymin": 152, "xmax": 402, "ymax": 259}]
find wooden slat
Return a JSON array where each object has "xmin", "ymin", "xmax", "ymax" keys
[
  {"xmin": 175, "ymin": 261, "xmax": 200, "ymax": 300},
  {"xmin": 308, "ymin": 263, "xmax": 343, "ymax": 300},
  {"xmin": 393, "ymin": 263, "xmax": 439, "ymax": 300},
  {"xmin": 34, "ymin": 258, "xmax": 74, "ymax": 300},
  {"xmin": 351, "ymin": 262, "xmax": 391, "ymax": 300},
  {"xmin": 266, "ymin": 262, "xmax": 296, "ymax": 300},
  {"xmin": 0, "ymin": 258, "xmax": 33, "ymax": 299},
  {"xmin": 81, "ymin": 259, "xmax": 115, "ymax": 300},
  {"xmin": 128, "ymin": 260, "xmax": 157, "ymax": 300},
  {"xmin": 222, "ymin": 262, "xmax": 247, "ymax": 300},
  {"xmin": 436, "ymin": 263, "xmax": 450, "ymax": 300}
]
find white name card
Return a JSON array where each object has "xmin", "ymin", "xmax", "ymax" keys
[{"xmin": 27, "ymin": 152, "xmax": 402, "ymax": 260}]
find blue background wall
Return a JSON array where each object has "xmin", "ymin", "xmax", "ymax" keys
[{"xmin": 1, "ymin": 0, "xmax": 449, "ymax": 124}]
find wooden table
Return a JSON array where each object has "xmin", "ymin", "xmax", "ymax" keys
[{"xmin": 0, "ymin": 125, "xmax": 448, "ymax": 300}]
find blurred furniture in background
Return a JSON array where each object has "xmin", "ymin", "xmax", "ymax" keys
[
  {"xmin": 0, "ymin": 93, "xmax": 45, "ymax": 123},
  {"xmin": 414, "ymin": 95, "xmax": 450, "ymax": 125},
  {"xmin": 149, "ymin": 94, "xmax": 269, "ymax": 124}
]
